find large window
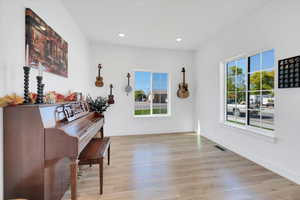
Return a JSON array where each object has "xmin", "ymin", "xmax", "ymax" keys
[
  {"xmin": 225, "ymin": 49, "xmax": 275, "ymax": 131},
  {"xmin": 134, "ymin": 71, "xmax": 169, "ymax": 116}
]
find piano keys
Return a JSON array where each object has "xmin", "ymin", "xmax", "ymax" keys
[{"xmin": 4, "ymin": 101, "xmax": 104, "ymax": 200}]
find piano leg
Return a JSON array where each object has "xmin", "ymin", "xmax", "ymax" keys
[
  {"xmin": 108, "ymin": 144, "xmax": 110, "ymax": 165},
  {"xmin": 100, "ymin": 127, "xmax": 104, "ymax": 139},
  {"xmin": 99, "ymin": 158, "xmax": 103, "ymax": 195},
  {"xmin": 70, "ymin": 160, "xmax": 78, "ymax": 200}
]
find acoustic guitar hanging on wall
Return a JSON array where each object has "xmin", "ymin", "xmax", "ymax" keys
[
  {"xmin": 108, "ymin": 84, "xmax": 115, "ymax": 104},
  {"xmin": 95, "ymin": 64, "xmax": 104, "ymax": 87},
  {"xmin": 177, "ymin": 67, "xmax": 189, "ymax": 99}
]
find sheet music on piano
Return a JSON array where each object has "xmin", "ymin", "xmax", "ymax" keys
[{"xmin": 56, "ymin": 101, "xmax": 90, "ymax": 122}]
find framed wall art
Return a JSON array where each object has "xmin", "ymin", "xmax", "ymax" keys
[
  {"xmin": 25, "ymin": 8, "xmax": 68, "ymax": 78},
  {"xmin": 278, "ymin": 56, "xmax": 300, "ymax": 88}
]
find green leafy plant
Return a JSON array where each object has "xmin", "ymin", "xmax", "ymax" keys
[{"xmin": 87, "ymin": 96, "xmax": 110, "ymax": 114}]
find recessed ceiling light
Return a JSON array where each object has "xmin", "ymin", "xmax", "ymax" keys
[
  {"xmin": 118, "ymin": 33, "xmax": 126, "ymax": 37},
  {"xmin": 176, "ymin": 38, "xmax": 182, "ymax": 42}
]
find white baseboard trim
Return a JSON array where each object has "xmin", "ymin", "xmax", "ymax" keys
[
  {"xmin": 201, "ymin": 132, "xmax": 300, "ymax": 185},
  {"xmin": 106, "ymin": 129, "xmax": 195, "ymax": 137}
]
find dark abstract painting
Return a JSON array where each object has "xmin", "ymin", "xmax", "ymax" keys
[{"xmin": 26, "ymin": 8, "xmax": 68, "ymax": 77}]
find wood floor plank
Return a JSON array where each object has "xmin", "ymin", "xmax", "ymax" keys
[{"xmin": 62, "ymin": 133, "xmax": 300, "ymax": 200}]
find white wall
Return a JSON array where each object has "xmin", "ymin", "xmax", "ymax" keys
[
  {"xmin": 195, "ymin": 0, "xmax": 300, "ymax": 184},
  {"xmin": 0, "ymin": 0, "xmax": 5, "ymax": 196},
  {"xmin": 0, "ymin": 1, "xmax": 196, "ymax": 196},
  {"xmin": 0, "ymin": 0, "xmax": 92, "ymax": 197},
  {"xmin": 90, "ymin": 43, "xmax": 195, "ymax": 136}
]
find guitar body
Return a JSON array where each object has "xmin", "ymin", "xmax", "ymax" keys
[
  {"xmin": 125, "ymin": 85, "xmax": 132, "ymax": 94},
  {"xmin": 108, "ymin": 95, "xmax": 115, "ymax": 104},
  {"xmin": 108, "ymin": 84, "xmax": 115, "ymax": 104},
  {"xmin": 95, "ymin": 76, "xmax": 104, "ymax": 87},
  {"xmin": 177, "ymin": 67, "xmax": 189, "ymax": 99},
  {"xmin": 95, "ymin": 64, "xmax": 104, "ymax": 87},
  {"xmin": 177, "ymin": 83, "xmax": 189, "ymax": 98}
]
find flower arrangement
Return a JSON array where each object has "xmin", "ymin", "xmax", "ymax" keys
[
  {"xmin": 0, "ymin": 94, "xmax": 24, "ymax": 107},
  {"xmin": 0, "ymin": 91, "xmax": 88, "ymax": 107},
  {"xmin": 86, "ymin": 96, "xmax": 110, "ymax": 114}
]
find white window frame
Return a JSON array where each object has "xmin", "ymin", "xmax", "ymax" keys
[
  {"xmin": 222, "ymin": 49, "xmax": 276, "ymax": 139},
  {"xmin": 133, "ymin": 70, "xmax": 171, "ymax": 118}
]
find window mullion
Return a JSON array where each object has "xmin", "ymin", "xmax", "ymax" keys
[
  {"xmin": 260, "ymin": 51, "xmax": 263, "ymax": 128},
  {"xmin": 224, "ymin": 64, "xmax": 227, "ymax": 122},
  {"xmin": 150, "ymin": 72, "xmax": 153, "ymax": 115},
  {"xmin": 235, "ymin": 61, "xmax": 237, "ymax": 122},
  {"xmin": 246, "ymin": 57, "xmax": 249, "ymax": 127}
]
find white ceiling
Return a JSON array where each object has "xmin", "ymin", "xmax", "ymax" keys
[{"xmin": 62, "ymin": 0, "xmax": 271, "ymax": 50}]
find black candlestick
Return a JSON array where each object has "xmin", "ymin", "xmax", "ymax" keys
[
  {"xmin": 36, "ymin": 76, "xmax": 44, "ymax": 104},
  {"xmin": 41, "ymin": 83, "xmax": 45, "ymax": 102},
  {"xmin": 23, "ymin": 66, "xmax": 30, "ymax": 104}
]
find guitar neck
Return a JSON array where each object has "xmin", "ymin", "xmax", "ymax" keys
[
  {"xmin": 98, "ymin": 64, "xmax": 102, "ymax": 77},
  {"xmin": 127, "ymin": 73, "xmax": 131, "ymax": 86},
  {"xmin": 183, "ymin": 71, "xmax": 186, "ymax": 84}
]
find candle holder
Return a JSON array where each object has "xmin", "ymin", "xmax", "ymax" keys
[
  {"xmin": 36, "ymin": 76, "xmax": 44, "ymax": 104},
  {"xmin": 23, "ymin": 66, "xmax": 31, "ymax": 104},
  {"xmin": 41, "ymin": 84, "xmax": 45, "ymax": 103}
]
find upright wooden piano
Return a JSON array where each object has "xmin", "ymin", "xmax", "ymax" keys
[{"xmin": 4, "ymin": 101, "xmax": 104, "ymax": 200}]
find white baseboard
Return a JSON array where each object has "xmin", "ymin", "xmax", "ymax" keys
[
  {"xmin": 106, "ymin": 129, "xmax": 195, "ymax": 137},
  {"xmin": 201, "ymin": 132, "xmax": 300, "ymax": 185}
]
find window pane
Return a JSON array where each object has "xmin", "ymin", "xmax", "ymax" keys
[
  {"xmin": 227, "ymin": 61, "xmax": 236, "ymax": 76},
  {"xmin": 249, "ymin": 91, "xmax": 261, "ymax": 109},
  {"xmin": 262, "ymin": 69, "xmax": 274, "ymax": 90},
  {"xmin": 261, "ymin": 109, "xmax": 274, "ymax": 130},
  {"xmin": 152, "ymin": 73, "xmax": 168, "ymax": 114},
  {"xmin": 249, "ymin": 54, "xmax": 260, "ymax": 73},
  {"xmin": 248, "ymin": 109, "xmax": 261, "ymax": 128},
  {"xmin": 261, "ymin": 91, "xmax": 274, "ymax": 130},
  {"xmin": 249, "ymin": 72, "xmax": 261, "ymax": 90},
  {"xmin": 237, "ymin": 58, "xmax": 247, "ymax": 75},
  {"xmin": 261, "ymin": 91, "xmax": 274, "ymax": 109},
  {"xmin": 227, "ymin": 75, "xmax": 236, "ymax": 91},
  {"xmin": 236, "ymin": 75, "xmax": 246, "ymax": 91},
  {"xmin": 226, "ymin": 92, "xmax": 236, "ymax": 122},
  {"xmin": 236, "ymin": 92, "xmax": 246, "ymax": 124},
  {"xmin": 134, "ymin": 71, "xmax": 151, "ymax": 115},
  {"xmin": 236, "ymin": 58, "xmax": 247, "ymax": 91},
  {"xmin": 262, "ymin": 49, "xmax": 274, "ymax": 70}
]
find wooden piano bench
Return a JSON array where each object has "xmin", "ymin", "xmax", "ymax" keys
[{"xmin": 78, "ymin": 137, "xmax": 111, "ymax": 195}]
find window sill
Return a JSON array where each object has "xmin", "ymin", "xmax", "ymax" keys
[
  {"xmin": 223, "ymin": 121, "xmax": 276, "ymax": 143},
  {"xmin": 133, "ymin": 114, "xmax": 171, "ymax": 118}
]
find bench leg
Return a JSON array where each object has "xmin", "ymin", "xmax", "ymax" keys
[
  {"xmin": 99, "ymin": 158, "xmax": 103, "ymax": 195},
  {"xmin": 108, "ymin": 145, "xmax": 110, "ymax": 166},
  {"xmin": 100, "ymin": 127, "xmax": 104, "ymax": 139}
]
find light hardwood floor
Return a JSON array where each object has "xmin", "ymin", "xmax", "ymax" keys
[{"xmin": 63, "ymin": 132, "xmax": 300, "ymax": 200}]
